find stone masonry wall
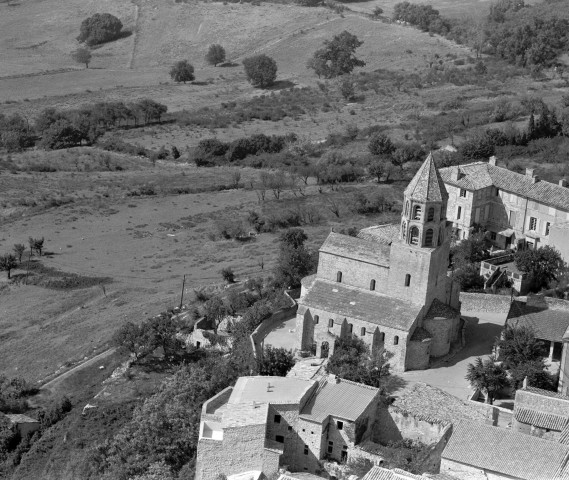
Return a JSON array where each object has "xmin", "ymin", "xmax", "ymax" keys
[
  {"xmin": 406, "ymin": 339, "xmax": 431, "ymax": 370},
  {"xmin": 423, "ymin": 317, "xmax": 456, "ymax": 358},
  {"xmin": 459, "ymin": 292, "xmax": 512, "ymax": 313},
  {"xmin": 317, "ymin": 252, "xmax": 389, "ymax": 292},
  {"xmin": 195, "ymin": 424, "xmax": 279, "ymax": 480}
]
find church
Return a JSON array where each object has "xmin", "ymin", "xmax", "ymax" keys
[{"xmin": 295, "ymin": 154, "xmax": 462, "ymax": 371}]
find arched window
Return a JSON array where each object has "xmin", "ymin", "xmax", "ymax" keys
[
  {"xmin": 410, "ymin": 227, "xmax": 419, "ymax": 245},
  {"xmin": 405, "ymin": 274, "xmax": 411, "ymax": 287},
  {"xmin": 349, "ymin": 323, "xmax": 353, "ymax": 333},
  {"xmin": 361, "ymin": 327, "xmax": 366, "ymax": 336},
  {"xmin": 425, "ymin": 229, "xmax": 434, "ymax": 247},
  {"xmin": 413, "ymin": 205, "xmax": 422, "ymax": 220},
  {"xmin": 314, "ymin": 315, "xmax": 319, "ymax": 324},
  {"xmin": 405, "ymin": 201, "xmax": 409, "ymax": 216},
  {"xmin": 370, "ymin": 279, "xmax": 376, "ymax": 291},
  {"xmin": 402, "ymin": 221, "xmax": 406, "ymax": 240},
  {"xmin": 329, "ymin": 319, "xmax": 334, "ymax": 328},
  {"xmin": 380, "ymin": 332, "xmax": 385, "ymax": 342},
  {"xmin": 394, "ymin": 336, "xmax": 399, "ymax": 345},
  {"xmin": 427, "ymin": 207, "xmax": 435, "ymax": 221},
  {"xmin": 336, "ymin": 271, "xmax": 342, "ymax": 283}
]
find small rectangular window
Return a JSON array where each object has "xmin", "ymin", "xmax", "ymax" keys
[
  {"xmin": 337, "ymin": 421, "xmax": 344, "ymax": 430},
  {"xmin": 314, "ymin": 315, "xmax": 319, "ymax": 324},
  {"xmin": 304, "ymin": 445, "xmax": 309, "ymax": 455},
  {"xmin": 490, "ymin": 232, "xmax": 497, "ymax": 241},
  {"xmin": 288, "ymin": 426, "xmax": 293, "ymax": 431},
  {"xmin": 529, "ymin": 217, "xmax": 537, "ymax": 231},
  {"xmin": 545, "ymin": 222, "xmax": 551, "ymax": 236},
  {"xmin": 457, "ymin": 206, "xmax": 462, "ymax": 219},
  {"xmin": 460, "ymin": 189, "xmax": 467, "ymax": 198},
  {"xmin": 329, "ymin": 319, "xmax": 334, "ymax": 328},
  {"xmin": 327, "ymin": 445, "xmax": 333, "ymax": 454},
  {"xmin": 275, "ymin": 435, "xmax": 284, "ymax": 443},
  {"xmin": 274, "ymin": 414, "xmax": 281, "ymax": 424}
]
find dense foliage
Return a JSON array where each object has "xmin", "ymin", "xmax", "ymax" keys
[
  {"xmin": 71, "ymin": 47, "xmax": 92, "ymax": 68},
  {"xmin": 242, "ymin": 54, "xmax": 278, "ymax": 88},
  {"xmin": 169, "ymin": 60, "xmax": 195, "ymax": 83},
  {"xmin": 78, "ymin": 13, "xmax": 123, "ymax": 46},
  {"xmin": 308, "ymin": 31, "xmax": 365, "ymax": 79},
  {"xmin": 274, "ymin": 228, "xmax": 317, "ymax": 288},
  {"xmin": 465, "ymin": 356, "xmax": 509, "ymax": 404},
  {"xmin": 257, "ymin": 346, "xmax": 295, "ymax": 376},
  {"xmin": 514, "ymin": 245, "xmax": 565, "ymax": 292},
  {"xmin": 205, "ymin": 44, "xmax": 226, "ymax": 66}
]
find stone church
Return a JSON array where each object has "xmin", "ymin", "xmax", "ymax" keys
[{"xmin": 295, "ymin": 154, "xmax": 462, "ymax": 371}]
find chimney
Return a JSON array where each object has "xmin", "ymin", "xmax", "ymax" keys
[
  {"xmin": 450, "ymin": 166, "xmax": 461, "ymax": 181},
  {"xmin": 560, "ymin": 179, "xmax": 567, "ymax": 188},
  {"xmin": 526, "ymin": 168, "xmax": 535, "ymax": 178},
  {"xmin": 532, "ymin": 175, "xmax": 540, "ymax": 184},
  {"xmin": 523, "ymin": 376, "xmax": 528, "ymax": 389},
  {"xmin": 489, "ymin": 156, "xmax": 497, "ymax": 166}
]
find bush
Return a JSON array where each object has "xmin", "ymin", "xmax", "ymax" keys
[
  {"xmin": 78, "ymin": 13, "xmax": 123, "ymax": 46},
  {"xmin": 205, "ymin": 44, "xmax": 226, "ymax": 66},
  {"xmin": 368, "ymin": 133, "xmax": 395, "ymax": 155},
  {"xmin": 242, "ymin": 55, "xmax": 278, "ymax": 88},
  {"xmin": 221, "ymin": 267, "xmax": 235, "ymax": 283},
  {"xmin": 170, "ymin": 60, "xmax": 195, "ymax": 83}
]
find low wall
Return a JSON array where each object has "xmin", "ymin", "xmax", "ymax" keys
[
  {"xmin": 468, "ymin": 390, "xmax": 513, "ymax": 428},
  {"xmin": 250, "ymin": 290, "xmax": 298, "ymax": 359},
  {"xmin": 459, "ymin": 292, "xmax": 512, "ymax": 314}
]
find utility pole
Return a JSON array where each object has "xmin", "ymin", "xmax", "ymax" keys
[{"xmin": 179, "ymin": 274, "xmax": 186, "ymax": 309}]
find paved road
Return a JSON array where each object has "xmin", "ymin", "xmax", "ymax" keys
[{"xmin": 401, "ymin": 310, "xmax": 508, "ymax": 400}]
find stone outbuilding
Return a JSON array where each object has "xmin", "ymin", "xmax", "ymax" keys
[{"xmin": 295, "ymin": 154, "xmax": 461, "ymax": 371}]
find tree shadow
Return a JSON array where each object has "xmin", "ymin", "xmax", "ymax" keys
[
  {"xmin": 218, "ymin": 62, "xmax": 239, "ymax": 68},
  {"xmin": 191, "ymin": 81, "xmax": 210, "ymax": 86},
  {"xmin": 265, "ymin": 80, "xmax": 296, "ymax": 91},
  {"xmin": 380, "ymin": 374, "xmax": 407, "ymax": 396}
]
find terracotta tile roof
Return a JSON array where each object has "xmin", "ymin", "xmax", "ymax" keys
[
  {"xmin": 560, "ymin": 424, "xmax": 569, "ymax": 445},
  {"xmin": 404, "ymin": 153, "xmax": 449, "ymax": 203},
  {"xmin": 300, "ymin": 377, "xmax": 379, "ymax": 423},
  {"xmin": 514, "ymin": 407, "xmax": 568, "ymax": 431},
  {"xmin": 300, "ymin": 279, "xmax": 422, "ymax": 331},
  {"xmin": 320, "ymin": 232, "xmax": 391, "ymax": 267},
  {"xmin": 442, "ymin": 420, "xmax": 569, "ymax": 480},
  {"xmin": 277, "ymin": 474, "xmax": 323, "ymax": 480},
  {"xmin": 361, "ymin": 466, "xmax": 396, "ymax": 480},
  {"xmin": 425, "ymin": 298, "xmax": 460, "ymax": 320},
  {"xmin": 440, "ymin": 162, "xmax": 569, "ymax": 211},
  {"xmin": 507, "ymin": 300, "xmax": 569, "ymax": 342},
  {"xmin": 389, "ymin": 383, "xmax": 487, "ymax": 426},
  {"xmin": 358, "ymin": 224, "xmax": 400, "ymax": 245}
]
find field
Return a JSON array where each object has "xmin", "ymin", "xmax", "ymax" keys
[{"xmin": 1, "ymin": 0, "xmax": 568, "ymax": 387}]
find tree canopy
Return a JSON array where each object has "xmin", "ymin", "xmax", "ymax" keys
[
  {"xmin": 308, "ymin": 31, "xmax": 366, "ymax": 79},
  {"xmin": 273, "ymin": 228, "xmax": 317, "ymax": 288},
  {"xmin": 205, "ymin": 44, "xmax": 226, "ymax": 66},
  {"xmin": 495, "ymin": 325, "xmax": 545, "ymax": 368},
  {"xmin": 514, "ymin": 245, "xmax": 565, "ymax": 292},
  {"xmin": 72, "ymin": 47, "xmax": 92, "ymax": 68},
  {"xmin": 169, "ymin": 60, "xmax": 195, "ymax": 83},
  {"xmin": 242, "ymin": 54, "xmax": 278, "ymax": 88},
  {"xmin": 465, "ymin": 356, "xmax": 509, "ymax": 404},
  {"xmin": 78, "ymin": 13, "xmax": 123, "ymax": 46},
  {"xmin": 257, "ymin": 346, "xmax": 295, "ymax": 377}
]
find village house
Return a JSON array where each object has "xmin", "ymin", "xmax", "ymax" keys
[
  {"xmin": 195, "ymin": 374, "xmax": 382, "ymax": 480},
  {"xmin": 440, "ymin": 420, "xmax": 569, "ymax": 480},
  {"xmin": 438, "ymin": 157, "xmax": 569, "ymax": 257},
  {"xmin": 0, "ymin": 413, "xmax": 40, "ymax": 438},
  {"xmin": 504, "ymin": 294, "xmax": 569, "ymax": 394},
  {"xmin": 295, "ymin": 154, "xmax": 462, "ymax": 372},
  {"xmin": 512, "ymin": 384, "xmax": 569, "ymax": 441}
]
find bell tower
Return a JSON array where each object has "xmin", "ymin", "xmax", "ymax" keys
[{"xmin": 388, "ymin": 153, "xmax": 451, "ymax": 306}]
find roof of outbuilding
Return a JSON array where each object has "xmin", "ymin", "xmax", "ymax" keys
[
  {"xmin": 404, "ymin": 153, "xmax": 449, "ymax": 203},
  {"xmin": 300, "ymin": 377, "xmax": 379, "ymax": 423},
  {"xmin": 300, "ymin": 279, "xmax": 422, "ymax": 331},
  {"xmin": 439, "ymin": 161, "xmax": 569, "ymax": 211},
  {"xmin": 5, "ymin": 413, "xmax": 39, "ymax": 424},
  {"xmin": 362, "ymin": 468, "xmax": 396, "ymax": 480},
  {"xmin": 507, "ymin": 300, "xmax": 569, "ymax": 342},
  {"xmin": 388, "ymin": 383, "xmax": 487, "ymax": 426},
  {"xmin": 442, "ymin": 420, "xmax": 569, "ymax": 480},
  {"xmin": 228, "ymin": 376, "xmax": 315, "ymax": 406},
  {"xmin": 514, "ymin": 407, "xmax": 569, "ymax": 431},
  {"xmin": 320, "ymin": 232, "xmax": 391, "ymax": 267}
]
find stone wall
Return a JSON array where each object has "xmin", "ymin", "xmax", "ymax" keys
[
  {"xmin": 195, "ymin": 424, "xmax": 280, "ymax": 480},
  {"xmin": 317, "ymin": 252, "xmax": 389, "ymax": 292},
  {"xmin": 202, "ymin": 386, "xmax": 233, "ymax": 417},
  {"xmin": 375, "ymin": 407, "xmax": 448, "ymax": 445},
  {"xmin": 459, "ymin": 292, "xmax": 512, "ymax": 313},
  {"xmin": 423, "ymin": 316, "xmax": 456, "ymax": 358},
  {"xmin": 406, "ymin": 338, "xmax": 431, "ymax": 370}
]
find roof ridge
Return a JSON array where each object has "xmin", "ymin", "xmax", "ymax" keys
[{"xmin": 335, "ymin": 377, "xmax": 380, "ymax": 391}]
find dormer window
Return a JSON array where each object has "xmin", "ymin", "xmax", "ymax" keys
[{"xmin": 413, "ymin": 205, "xmax": 422, "ymax": 220}]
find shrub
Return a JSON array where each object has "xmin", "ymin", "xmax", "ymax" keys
[
  {"xmin": 368, "ymin": 133, "xmax": 395, "ymax": 155},
  {"xmin": 242, "ymin": 55, "xmax": 278, "ymax": 88},
  {"xmin": 78, "ymin": 13, "xmax": 123, "ymax": 46},
  {"xmin": 221, "ymin": 267, "xmax": 235, "ymax": 283},
  {"xmin": 205, "ymin": 44, "xmax": 226, "ymax": 66},
  {"xmin": 170, "ymin": 60, "xmax": 195, "ymax": 83}
]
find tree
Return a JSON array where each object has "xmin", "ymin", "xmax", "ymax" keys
[
  {"xmin": 308, "ymin": 31, "xmax": 366, "ymax": 79},
  {"xmin": 372, "ymin": 6, "xmax": 384, "ymax": 18},
  {"xmin": 495, "ymin": 325, "xmax": 545, "ymax": 368},
  {"xmin": 12, "ymin": 244, "xmax": 25, "ymax": 263},
  {"xmin": 452, "ymin": 263, "xmax": 485, "ymax": 291},
  {"xmin": 509, "ymin": 359, "xmax": 556, "ymax": 391},
  {"xmin": 339, "ymin": 78, "xmax": 355, "ymax": 100},
  {"xmin": 514, "ymin": 245, "xmax": 565, "ymax": 292},
  {"xmin": 257, "ymin": 346, "xmax": 295, "ymax": 377},
  {"xmin": 465, "ymin": 356, "xmax": 509, "ymax": 404},
  {"xmin": 326, "ymin": 336, "xmax": 394, "ymax": 389},
  {"xmin": 242, "ymin": 54, "xmax": 278, "ymax": 88},
  {"xmin": 72, "ymin": 47, "xmax": 92, "ymax": 68},
  {"xmin": 33, "ymin": 237, "xmax": 45, "ymax": 257},
  {"xmin": 204, "ymin": 296, "xmax": 227, "ymax": 334},
  {"xmin": 39, "ymin": 119, "xmax": 82, "ymax": 150},
  {"xmin": 368, "ymin": 159, "xmax": 389, "ymax": 183},
  {"xmin": 221, "ymin": 267, "xmax": 235, "ymax": 284},
  {"xmin": 169, "ymin": 60, "xmax": 195, "ymax": 83},
  {"xmin": 205, "ymin": 44, "xmax": 226, "ymax": 66},
  {"xmin": 274, "ymin": 228, "xmax": 316, "ymax": 288},
  {"xmin": 450, "ymin": 228, "xmax": 489, "ymax": 268},
  {"xmin": 78, "ymin": 13, "xmax": 123, "ymax": 46},
  {"xmin": 0, "ymin": 254, "xmax": 17, "ymax": 280},
  {"xmin": 368, "ymin": 133, "xmax": 395, "ymax": 156},
  {"xmin": 113, "ymin": 321, "xmax": 154, "ymax": 361}
]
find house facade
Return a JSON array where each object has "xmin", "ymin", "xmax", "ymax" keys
[
  {"xmin": 195, "ymin": 375, "xmax": 382, "ymax": 480},
  {"xmin": 295, "ymin": 154, "xmax": 461, "ymax": 372},
  {"xmin": 438, "ymin": 157, "xmax": 569, "ymax": 256}
]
